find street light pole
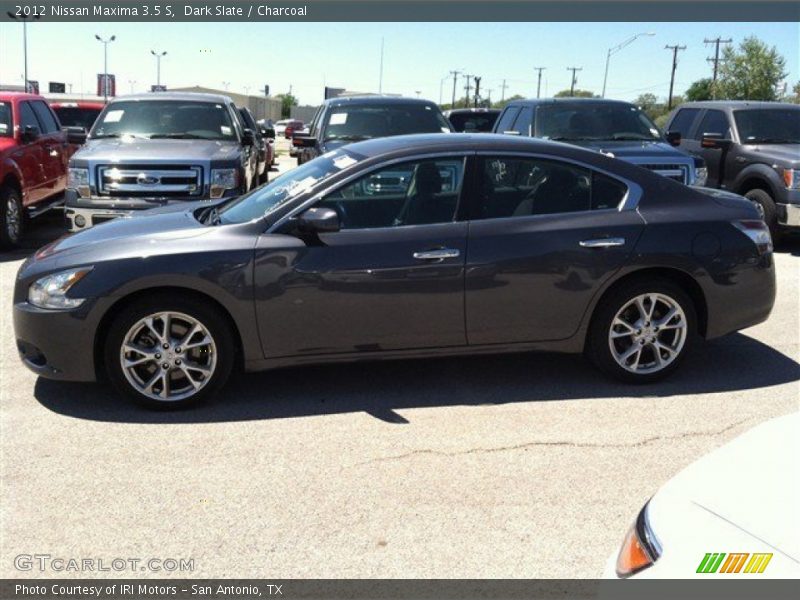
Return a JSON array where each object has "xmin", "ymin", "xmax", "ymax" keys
[
  {"xmin": 150, "ymin": 50, "xmax": 167, "ymax": 87},
  {"xmin": 601, "ymin": 32, "xmax": 655, "ymax": 98},
  {"xmin": 7, "ymin": 12, "xmax": 40, "ymax": 92},
  {"xmin": 95, "ymin": 34, "xmax": 116, "ymax": 103}
]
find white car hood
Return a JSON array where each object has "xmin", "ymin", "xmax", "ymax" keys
[{"xmin": 645, "ymin": 412, "xmax": 800, "ymax": 577}]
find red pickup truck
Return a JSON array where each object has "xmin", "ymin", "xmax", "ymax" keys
[{"xmin": 0, "ymin": 92, "xmax": 69, "ymax": 248}]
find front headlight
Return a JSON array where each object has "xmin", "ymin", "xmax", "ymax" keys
[
  {"xmin": 693, "ymin": 167, "xmax": 708, "ymax": 187},
  {"xmin": 615, "ymin": 501, "xmax": 661, "ymax": 578},
  {"xmin": 210, "ymin": 168, "xmax": 240, "ymax": 198},
  {"xmin": 28, "ymin": 267, "xmax": 92, "ymax": 310},
  {"xmin": 783, "ymin": 168, "xmax": 800, "ymax": 190},
  {"xmin": 67, "ymin": 167, "xmax": 90, "ymax": 197}
]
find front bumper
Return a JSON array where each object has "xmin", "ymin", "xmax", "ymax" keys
[
  {"xmin": 13, "ymin": 300, "xmax": 103, "ymax": 382},
  {"xmin": 777, "ymin": 202, "xmax": 800, "ymax": 228}
]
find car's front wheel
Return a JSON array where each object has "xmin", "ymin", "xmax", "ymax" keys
[
  {"xmin": 0, "ymin": 184, "xmax": 24, "ymax": 249},
  {"xmin": 104, "ymin": 296, "xmax": 234, "ymax": 408},
  {"xmin": 587, "ymin": 279, "xmax": 696, "ymax": 383}
]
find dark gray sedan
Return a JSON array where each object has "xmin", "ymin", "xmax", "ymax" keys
[{"xmin": 13, "ymin": 134, "xmax": 776, "ymax": 408}]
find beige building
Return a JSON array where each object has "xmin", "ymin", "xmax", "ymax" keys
[{"xmin": 170, "ymin": 86, "xmax": 282, "ymax": 122}]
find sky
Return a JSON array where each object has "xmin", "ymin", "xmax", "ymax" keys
[{"xmin": 0, "ymin": 21, "xmax": 797, "ymax": 105}]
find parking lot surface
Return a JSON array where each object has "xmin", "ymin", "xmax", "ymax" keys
[{"xmin": 1, "ymin": 140, "xmax": 798, "ymax": 578}]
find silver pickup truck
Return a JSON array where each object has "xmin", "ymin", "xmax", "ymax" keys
[{"xmin": 64, "ymin": 92, "xmax": 257, "ymax": 231}]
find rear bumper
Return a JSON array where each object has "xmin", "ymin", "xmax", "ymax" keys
[{"xmin": 13, "ymin": 300, "xmax": 101, "ymax": 382}]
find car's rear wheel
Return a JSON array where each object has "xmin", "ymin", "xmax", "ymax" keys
[
  {"xmin": 587, "ymin": 279, "xmax": 696, "ymax": 383},
  {"xmin": 0, "ymin": 185, "xmax": 24, "ymax": 249},
  {"xmin": 104, "ymin": 296, "xmax": 234, "ymax": 409}
]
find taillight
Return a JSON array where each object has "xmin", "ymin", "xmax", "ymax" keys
[{"xmin": 733, "ymin": 220, "xmax": 773, "ymax": 255}]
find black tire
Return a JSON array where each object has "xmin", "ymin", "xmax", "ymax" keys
[
  {"xmin": 104, "ymin": 294, "xmax": 235, "ymax": 409},
  {"xmin": 0, "ymin": 184, "xmax": 24, "ymax": 249},
  {"xmin": 744, "ymin": 188, "xmax": 782, "ymax": 242},
  {"xmin": 586, "ymin": 278, "xmax": 697, "ymax": 383},
  {"xmin": 258, "ymin": 168, "xmax": 269, "ymax": 186}
]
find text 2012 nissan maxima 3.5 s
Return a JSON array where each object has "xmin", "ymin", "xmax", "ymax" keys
[{"xmin": 14, "ymin": 134, "xmax": 775, "ymax": 408}]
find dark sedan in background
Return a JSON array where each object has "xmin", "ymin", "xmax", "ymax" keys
[{"xmin": 13, "ymin": 134, "xmax": 775, "ymax": 408}]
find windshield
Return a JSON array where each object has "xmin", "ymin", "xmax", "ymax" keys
[
  {"xmin": 0, "ymin": 102, "xmax": 11, "ymax": 137},
  {"xmin": 536, "ymin": 103, "xmax": 661, "ymax": 141},
  {"xmin": 734, "ymin": 109, "xmax": 800, "ymax": 144},
  {"xmin": 91, "ymin": 100, "xmax": 238, "ymax": 141},
  {"xmin": 448, "ymin": 111, "xmax": 499, "ymax": 132},
  {"xmin": 218, "ymin": 150, "xmax": 364, "ymax": 224},
  {"xmin": 323, "ymin": 104, "xmax": 451, "ymax": 141},
  {"xmin": 52, "ymin": 106, "xmax": 102, "ymax": 130}
]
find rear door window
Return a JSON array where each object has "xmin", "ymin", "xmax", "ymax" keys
[
  {"xmin": 494, "ymin": 107, "xmax": 521, "ymax": 134},
  {"xmin": 19, "ymin": 102, "xmax": 40, "ymax": 132}
]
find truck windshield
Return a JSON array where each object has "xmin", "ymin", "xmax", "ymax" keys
[
  {"xmin": 91, "ymin": 100, "xmax": 238, "ymax": 141},
  {"xmin": 323, "ymin": 104, "xmax": 451, "ymax": 141},
  {"xmin": 218, "ymin": 150, "xmax": 363, "ymax": 224},
  {"xmin": 52, "ymin": 106, "xmax": 102, "ymax": 130},
  {"xmin": 536, "ymin": 103, "xmax": 661, "ymax": 142},
  {"xmin": 0, "ymin": 102, "xmax": 11, "ymax": 137},
  {"xmin": 734, "ymin": 109, "xmax": 800, "ymax": 144}
]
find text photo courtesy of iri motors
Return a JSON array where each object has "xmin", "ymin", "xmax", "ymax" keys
[{"xmin": 0, "ymin": 1, "xmax": 798, "ymax": 598}]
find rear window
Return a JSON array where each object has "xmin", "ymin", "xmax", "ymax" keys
[
  {"xmin": 448, "ymin": 111, "xmax": 499, "ymax": 133},
  {"xmin": 0, "ymin": 102, "xmax": 11, "ymax": 137},
  {"xmin": 322, "ymin": 104, "xmax": 451, "ymax": 141},
  {"xmin": 52, "ymin": 106, "xmax": 102, "ymax": 130}
]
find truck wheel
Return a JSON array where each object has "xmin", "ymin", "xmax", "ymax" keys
[
  {"xmin": 258, "ymin": 169, "xmax": 269, "ymax": 185},
  {"xmin": 104, "ymin": 294, "xmax": 235, "ymax": 409},
  {"xmin": 744, "ymin": 188, "xmax": 781, "ymax": 241},
  {"xmin": 0, "ymin": 185, "xmax": 24, "ymax": 249},
  {"xmin": 587, "ymin": 279, "xmax": 696, "ymax": 383}
]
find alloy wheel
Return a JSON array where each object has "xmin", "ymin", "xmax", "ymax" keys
[
  {"xmin": 6, "ymin": 197, "xmax": 20, "ymax": 243},
  {"xmin": 119, "ymin": 311, "xmax": 217, "ymax": 402},
  {"xmin": 608, "ymin": 293, "xmax": 687, "ymax": 374}
]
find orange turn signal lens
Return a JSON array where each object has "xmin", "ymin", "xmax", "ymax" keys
[{"xmin": 615, "ymin": 523, "xmax": 655, "ymax": 578}]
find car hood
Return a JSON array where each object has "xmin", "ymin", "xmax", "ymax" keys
[
  {"xmin": 73, "ymin": 138, "xmax": 243, "ymax": 163},
  {"xmin": 744, "ymin": 143, "xmax": 800, "ymax": 166},
  {"xmin": 28, "ymin": 205, "xmax": 216, "ymax": 270},
  {"xmin": 646, "ymin": 412, "xmax": 800, "ymax": 575},
  {"xmin": 570, "ymin": 140, "xmax": 690, "ymax": 160}
]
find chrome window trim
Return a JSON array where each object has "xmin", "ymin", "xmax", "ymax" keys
[{"xmin": 268, "ymin": 152, "xmax": 471, "ymax": 234}]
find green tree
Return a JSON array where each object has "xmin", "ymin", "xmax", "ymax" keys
[
  {"xmin": 716, "ymin": 37, "xmax": 787, "ymax": 101},
  {"xmin": 554, "ymin": 89, "xmax": 597, "ymax": 98},
  {"xmin": 685, "ymin": 78, "xmax": 714, "ymax": 101},
  {"xmin": 788, "ymin": 81, "xmax": 800, "ymax": 104},
  {"xmin": 276, "ymin": 93, "xmax": 298, "ymax": 118}
]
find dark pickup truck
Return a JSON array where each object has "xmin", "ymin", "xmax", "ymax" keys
[
  {"xmin": 493, "ymin": 98, "xmax": 707, "ymax": 188},
  {"xmin": 665, "ymin": 101, "xmax": 800, "ymax": 237},
  {"xmin": 64, "ymin": 92, "xmax": 257, "ymax": 231}
]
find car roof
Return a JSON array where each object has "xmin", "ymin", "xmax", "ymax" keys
[
  {"xmin": 676, "ymin": 100, "xmax": 800, "ymax": 111},
  {"xmin": 324, "ymin": 95, "xmax": 439, "ymax": 108},
  {"xmin": 106, "ymin": 92, "xmax": 233, "ymax": 104},
  {"xmin": 503, "ymin": 97, "xmax": 636, "ymax": 108},
  {"xmin": 445, "ymin": 108, "xmax": 501, "ymax": 115},
  {"xmin": 0, "ymin": 92, "xmax": 45, "ymax": 102}
]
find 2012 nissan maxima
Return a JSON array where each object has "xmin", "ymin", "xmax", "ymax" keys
[{"xmin": 13, "ymin": 134, "xmax": 775, "ymax": 408}]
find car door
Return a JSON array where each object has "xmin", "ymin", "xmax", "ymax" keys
[
  {"xmin": 30, "ymin": 100, "xmax": 68, "ymax": 197},
  {"xmin": 694, "ymin": 109, "xmax": 734, "ymax": 188},
  {"xmin": 254, "ymin": 155, "xmax": 469, "ymax": 358},
  {"xmin": 465, "ymin": 154, "xmax": 645, "ymax": 345},
  {"xmin": 12, "ymin": 101, "xmax": 47, "ymax": 207}
]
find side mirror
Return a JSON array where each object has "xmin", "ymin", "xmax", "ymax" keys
[
  {"xmin": 292, "ymin": 133, "xmax": 317, "ymax": 148},
  {"xmin": 297, "ymin": 207, "xmax": 340, "ymax": 233},
  {"xmin": 20, "ymin": 125, "xmax": 40, "ymax": 143},
  {"xmin": 65, "ymin": 126, "xmax": 88, "ymax": 145},
  {"xmin": 701, "ymin": 133, "xmax": 732, "ymax": 150},
  {"xmin": 665, "ymin": 130, "xmax": 681, "ymax": 147},
  {"xmin": 241, "ymin": 128, "xmax": 255, "ymax": 146}
]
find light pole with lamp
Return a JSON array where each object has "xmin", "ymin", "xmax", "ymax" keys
[
  {"xmin": 6, "ymin": 12, "xmax": 40, "ymax": 92},
  {"xmin": 151, "ymin": 50, "xmax": 167, "ymax": 87},
  {"xmin": 95, "ymin": 34, "xmax": 116, "ymax": 102},
  {"xmin": 602, "ymin": 32, "xmax": 655, "ymax": 98}
]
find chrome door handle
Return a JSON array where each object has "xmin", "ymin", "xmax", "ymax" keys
[
  {"xmin": 413, "ymin": 248, "xmax": 460, "ymax": 260},
  {"xmin": 579, "ymin": 237, "xmax": 626, "ymax": 248}
]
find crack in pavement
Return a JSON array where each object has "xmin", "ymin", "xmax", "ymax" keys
[{"xmin": 350, "ymin": 416, "xmax": 757, "ymax": 468}]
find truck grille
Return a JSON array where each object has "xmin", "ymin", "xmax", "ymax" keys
[
  {"xmin": 638, "ymin": 163, "xmax": 689, "ymax": 184},
  {"xmin": 98, "ymin": 165, "xmax": 203, "ymax": 197}
]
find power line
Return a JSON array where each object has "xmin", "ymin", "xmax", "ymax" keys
[
  {"xmin": 449, "ymin": 70, "xmax": 461, "ymax": 106},
  {"xmin": 533, "ymin": 67, "xmax": 546, "ymax": 98},
  {"xmin": 704, "ymin": 36, "xmax": 732, "ymax": 94},
  {"xmin": 665, "ymin": 44, "xmax": 686, "ymax": 109},
  {"xmin": 500, "ymin": 79, "xmax": 509, "ymax": 101}
]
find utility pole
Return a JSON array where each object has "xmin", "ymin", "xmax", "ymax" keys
[
  {"xmin": 566, "ymin": 67, "xmax": 582, "ymax": 96},
  {"xmin": 500, "ymin": 79, "xmax": 509, "ymax": 102},
  {"xmin": 449, "ymin": 70, "xmax": 461, "ymax": 107},
  {"xmin": 534, "ymin": 67, "xmax": 546, "ymax": 98},
  {"xmin": 473, "ymin": 76, "xmax": 481, "ymax": 107},
  {"xmin": 665, "ymin": 44, "xmax": 686, "ymax": 109},
  {"xmin": 463, "ymin": 74, "xmax": 472, "ymax": 108},
  {"xmin": 704, "ymin": 36, "xmax": 732, "ymax": 98},
  {"xmin": 128, "ymin": 79, "xmax": 136, "ymax": 94},
  {"xmin": 378, "ymin": 37, "xmax": 384, "ymax": 94}
]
